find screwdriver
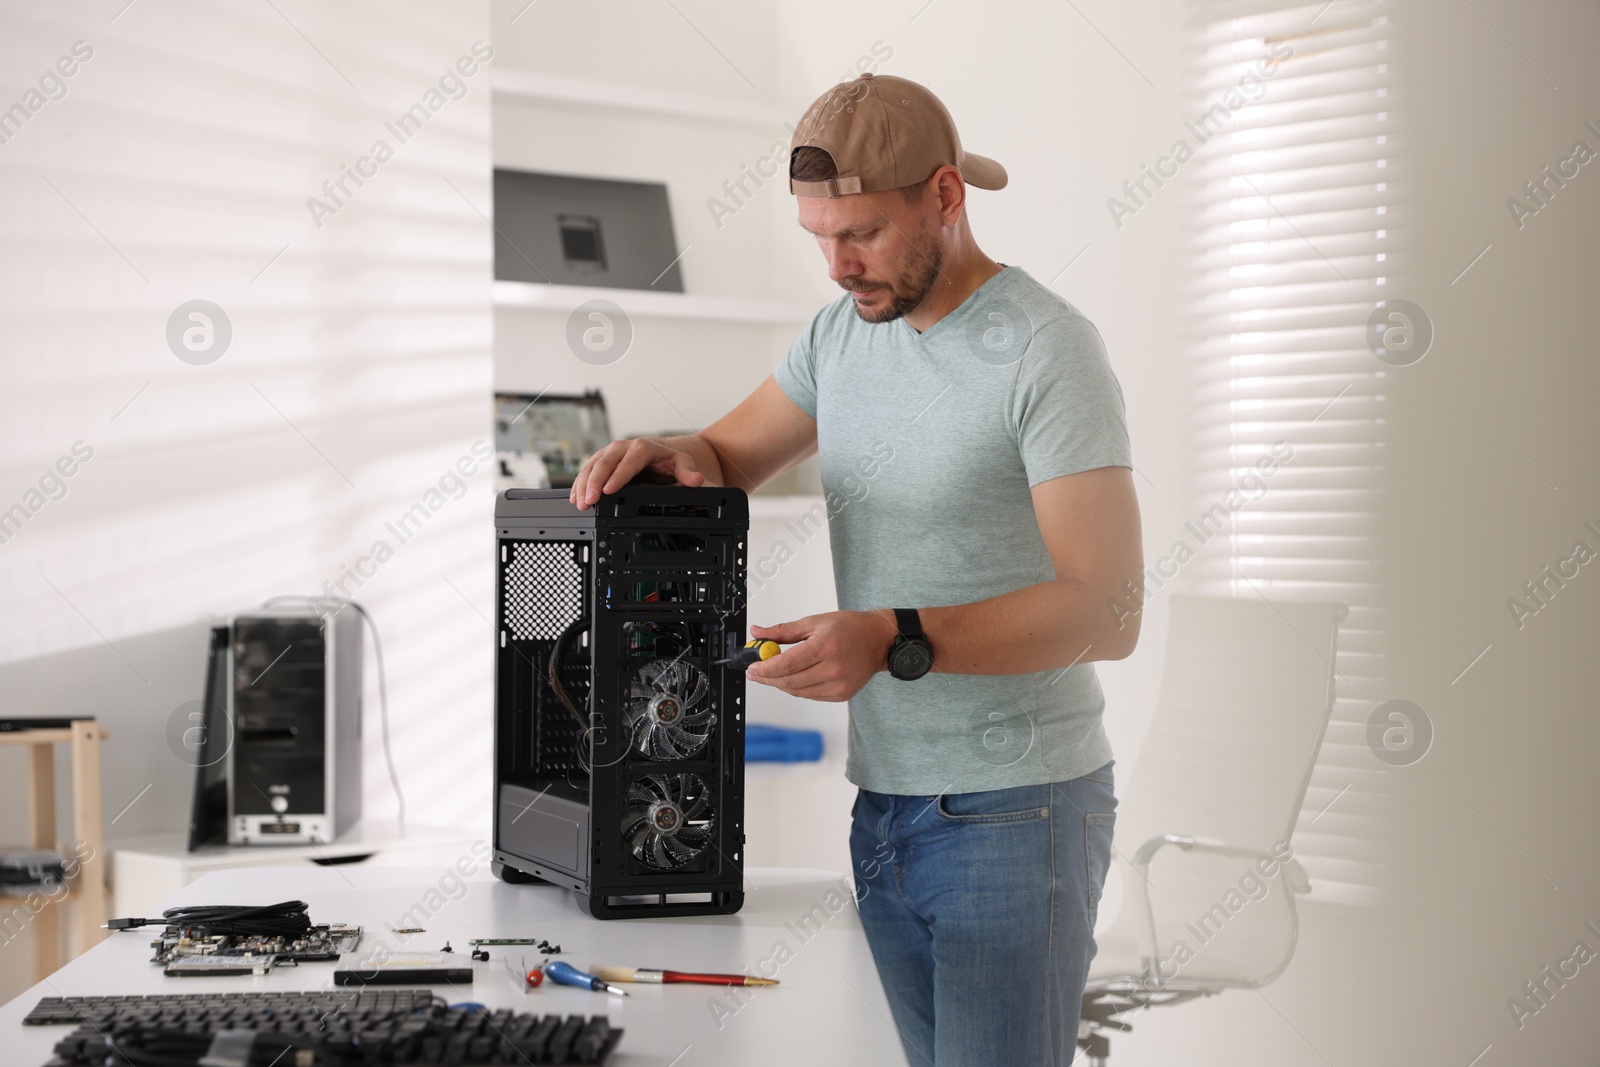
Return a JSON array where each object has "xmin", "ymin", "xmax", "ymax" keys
[
  {"xmin": 545, "ymin": 960, "xmax": 629, "ymax": 996},
  {"xmin": 714, "ymin": 639, "xmax": 782, "ymax": 670},
  {"xmin": 506, "ymin": 955, "xmax": 546, "ymax": 991}
]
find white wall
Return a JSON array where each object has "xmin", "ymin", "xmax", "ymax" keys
[
  {"xmin": 1376, "ymin": 2, "xmax": 1600, "ymax": 1064},
  {"xmin": 0, "ymin": 0, "xmax": 493, "ymax": 998}
]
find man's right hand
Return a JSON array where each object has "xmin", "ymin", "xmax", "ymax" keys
[{"xmin": 568, "ymin": 437, "xmax": 707, "ymax": 510}]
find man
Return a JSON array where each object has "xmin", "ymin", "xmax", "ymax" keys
[{"xmin": 569, "ymin": 74, "xmax": 1142, "ymax": 1067}]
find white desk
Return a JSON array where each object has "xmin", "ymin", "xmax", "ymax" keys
[
  {"xmin": 0, "ymin": 865, "xmax": 907, "ymax": 1066},
  {"xmin": 110, "ymin": 822, "xmax": 481, "ymax": 917}
]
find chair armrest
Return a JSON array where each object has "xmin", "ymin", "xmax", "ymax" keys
[{"xmin": 1127, "ymin": 834, "xmax": 1307, "ymax": 988}]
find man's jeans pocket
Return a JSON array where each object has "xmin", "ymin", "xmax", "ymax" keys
[{"xmin": 936, "ymin": 783, "xmax": 1051, "ymax": 824}]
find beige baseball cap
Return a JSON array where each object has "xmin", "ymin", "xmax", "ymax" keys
[{"xmin": 788, "ymin": 73, "xmax": 1008, "ymax": 198}]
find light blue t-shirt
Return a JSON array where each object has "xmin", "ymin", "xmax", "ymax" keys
[{"xmin": 773, "ymin": 265, "xmax": 1132, "ymax": 795}]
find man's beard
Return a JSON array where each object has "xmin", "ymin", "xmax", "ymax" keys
[{"xmin": 842, "ymin": 230, "xmax": 943, "ymax": 324}]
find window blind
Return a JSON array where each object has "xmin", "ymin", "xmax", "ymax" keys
[{"xmin": 1181, "ymin": 0, "xmax": 1396, "ymax": 906}]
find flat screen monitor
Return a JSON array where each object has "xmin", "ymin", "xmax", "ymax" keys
[{"xmin": 492, "ymin": 169, "xmax": 684, "ymax": 292}]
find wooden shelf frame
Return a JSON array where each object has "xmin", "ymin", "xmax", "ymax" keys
[{"xmin": 0, "ymin": 720, "xmax": 110, "ymax": 981}]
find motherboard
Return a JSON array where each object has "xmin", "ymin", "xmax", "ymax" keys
[{"xmin": 150, "ymin": 923, "xmax": 362, "ymax": 977}]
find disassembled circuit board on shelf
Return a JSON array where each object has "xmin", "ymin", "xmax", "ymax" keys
[{"xmin": 151, "ymin": 923, "xmax": 363, "ymax": 977}]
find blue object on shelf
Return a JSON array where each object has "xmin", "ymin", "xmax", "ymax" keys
[{"xmin": 745, "ymin": 723, "xmax": 824, "ymax": 763}]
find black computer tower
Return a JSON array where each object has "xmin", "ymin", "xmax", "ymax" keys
[
  {"xmin": 226, "ymin": 609, "xmax": 362, "ymax": 845},
  {"xmin": 493, "ymin": 486, "xmax": 747, "ymax": 918}
]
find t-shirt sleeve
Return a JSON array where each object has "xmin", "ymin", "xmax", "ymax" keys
[
  {"xmin": 772, "ymin": 312, "xmax": 821, "ymax": 418},
  {"xmin": 1011, "ymin": 314, "xmax": 1132, "ymax": 486}
]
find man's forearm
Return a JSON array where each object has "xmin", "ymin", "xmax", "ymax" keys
[{"xmin": 869, "ymin": 576, "xmax": 1138, "ymax": 676}]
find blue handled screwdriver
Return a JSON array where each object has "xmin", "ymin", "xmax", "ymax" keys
[{"xmin": 544, "ymin": 960, "xmax": 629, "ymax": 996}]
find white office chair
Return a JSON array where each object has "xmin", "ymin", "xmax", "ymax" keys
[{"xmin": 1078, "ymin": 593, "xmax": 1347, "ymax": 1065}]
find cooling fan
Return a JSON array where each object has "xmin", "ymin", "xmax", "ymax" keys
[
  {"xmin": 623, "ymin": 658, "xmax": 715, "ymax": 759},
  {"xmin": 622, "ymin": 773, "xmax": 715, "ymax": 871}
]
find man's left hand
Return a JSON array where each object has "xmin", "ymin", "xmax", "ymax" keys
[{"xmin": 745, "ymin": 610, "xmax": 896, "ymax": 702}]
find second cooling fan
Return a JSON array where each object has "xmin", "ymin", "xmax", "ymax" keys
[
  {"xmin": 622, "ymin": 772, "xmax": 715, "ymax": 871},
  {"xmin": 623, "ymin": 658, "xmax": 715, "ymax": 760}
]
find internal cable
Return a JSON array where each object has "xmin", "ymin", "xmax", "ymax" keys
[{"xmin": 546, "ymin": 615, "xmax": 590, "ymax": 732}]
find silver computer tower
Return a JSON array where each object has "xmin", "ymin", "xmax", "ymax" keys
[{"xmin": 226, "ymin": 608, "xmax": 362, "ymax": 845}]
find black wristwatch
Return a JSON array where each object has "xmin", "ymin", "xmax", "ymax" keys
[{"xmin": 887, "ymin": 608, "xmax": 935, "ymax": 681}]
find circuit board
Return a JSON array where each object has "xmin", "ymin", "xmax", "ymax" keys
[{"xmin": 150, "ymin": 923, "xmax": 363, "ymax": 973}]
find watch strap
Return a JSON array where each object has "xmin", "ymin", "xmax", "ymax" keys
[{"xmin": 893, "ymin": 607, "xmax": 923, "ymax": 639}]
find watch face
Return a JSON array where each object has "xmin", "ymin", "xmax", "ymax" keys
[{"xmin": 891, "ymin": 640, "xmax": 934, "ymax": 680}]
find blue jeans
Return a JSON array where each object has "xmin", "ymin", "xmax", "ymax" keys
[{"xmin": 849, "ymin": 763, "xmax": 1117, "ymax": 1066}]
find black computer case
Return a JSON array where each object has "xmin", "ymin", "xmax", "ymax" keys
[{"xmin": 492, "ymin": 486, "xmax": 748, "ymax": 918}]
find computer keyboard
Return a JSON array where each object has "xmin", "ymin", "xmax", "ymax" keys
[{"xmin": 27, "ymin": 989, "xmax": 622, "ymax": 1065}]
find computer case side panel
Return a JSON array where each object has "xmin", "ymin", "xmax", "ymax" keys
[
  {"xmin": 492, "ymin": 497, "xmax": 595, "ymax": 890},
  {"xmin": 330, "ymin": 607, "xmax": 363, "ymax": 838}
]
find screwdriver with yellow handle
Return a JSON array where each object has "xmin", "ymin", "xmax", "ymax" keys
[{"xmin": 715, "ymin": 638, "xmax": 782, "ymax": 670}]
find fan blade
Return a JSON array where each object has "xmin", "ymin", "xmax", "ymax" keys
[
  {"xmin": 660, "ymin": 725, "xmax": 707, "ymax": 760},
  {"xmin": 658, "ymin": 660, "xmax": 685, "ymax": 688},
  {"xmin": 682, "ymin": 671, "xmax": 709, "ymax": 707},
  {"xmin": 641, "ymin": 661, "xmax": 674, "ymax": 692},
  {"xmin": 629, "ymin": 714, "xmax": 654, "ymax": 752},
  {"xmin": 680, "ymin": 787, "xmax": 711, "ymax": 820},
  {"xmin": 643, "ymin": 659, "xmax": 708, "ymax": 704},
  {"xmin": 662, "ymin": 835, "xmax": 699, "ymax": 864},
  {"xmin": 657, "ymin": 728, "xmax": 687, "ymax": 760},
  {"xmin": 649, "ymin": 835, "xmax": 672, "ymax": 869}
]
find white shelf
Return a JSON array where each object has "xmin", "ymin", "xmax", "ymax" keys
[
  {"xmin": 492, "ymin": 67, "xmax": 793, "ymax": 129},
  {"xmin": 494, "ymin": 280, "xmax": 817, "ymax": 325}
]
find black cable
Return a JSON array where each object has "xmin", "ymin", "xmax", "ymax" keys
[
  {"xmin": 341, "ymin": 600, "xmax": 405, "ymax": 838},
  {"xmin": 107, "ymin": 900, "xmax": 313, "ymax": 937},
  {"xmin": 99, "ymin": 1028, "xmax": 319, "ymax": 1067},
  {"xmin": 547, "ymin": 615, "xmax": 590, "ymax": 732},
  {"xmin": 109, "ymin": 1030, "xmax": 212, "ymax": 1067}
]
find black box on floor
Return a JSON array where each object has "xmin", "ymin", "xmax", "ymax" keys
[{"xmin": 492, "ymin": 486, "xmax": 747, "ymax": 919}]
